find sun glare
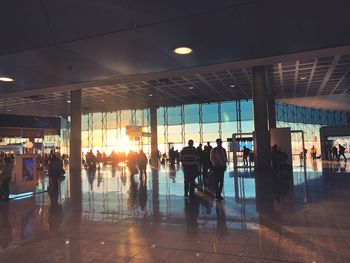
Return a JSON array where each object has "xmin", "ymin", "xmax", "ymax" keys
[{"xmin": 116, "ymin": 128, "xmax": 133, "ymax": 153}]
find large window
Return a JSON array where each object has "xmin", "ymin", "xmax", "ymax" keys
[{"xmin": 79, "ymin": 101, "xmax": 348, "ymax": 155}]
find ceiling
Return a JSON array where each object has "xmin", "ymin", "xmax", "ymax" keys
[{"xmin": 0, "ymin": 0, "xmax": 350, "ymax": 116}]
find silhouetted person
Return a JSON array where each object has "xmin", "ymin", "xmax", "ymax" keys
[
  {"xmin": 338, "ymin": 144, "xmax": 347, "ymax": 162},
  {"xmin": 207, "ymin": 142, "xmax": 212, "ymax": 152},
  {"xmin": 48, "ymin": 149, "xmax": 55, "ymax": 165},
  {"xmin": 137, "ymin": 150, "xmax": 148, "ymax": 175},
  {"xmin": 175, "ymin": 150, "xmax": 180, "ymax": 164},
  {"xmin": 169, "ymin": 147, "xmax": 176, "ymax": 165},
  {"xmin": 210, "ymin": 139, "xmax": 228, "ymax": 201},
  {"xmin": 127, "ymin": 151, "xmax": 138, "ymax": 175},
  {"xmin": 202, "ymin": 146, "xmax": 211, "ymax": 174},
  {"xmin": 332, "ymin": 146, "xmax": 338, "ymax": 161},
  {"xmin": 0, "ymin": 156, "xmax": 13, "ymax": 201},
  {"xmin": 96, "ymin": 150, "xmax": 102, "ymax": 168},
  {"xmin": 181, "ymin": 140, "xmax": 199, "ymax": 197},
  {"xmin": 303, "ymin": 148, "xmax": 308, "ymax": 159},
  {"xmin": 85, "ymin": 150, "xmax": 97, "ymax": 170},
  {"xmin": 48, "ymin": 154, "xmax": 64, "ymax": 205},
  {"xmin": 202, "ymin": 145, "xmax": 212, "ymax": 190},
  {"xmin": 243, "ymin": 146, "xmax": 251, "ymax": 166},
  {"xmin": 311, "ymin": 145, "xmax": 317, "ymax": 160}
]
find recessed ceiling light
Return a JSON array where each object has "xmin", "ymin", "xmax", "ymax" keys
[
  {"xmin": 148, "ymin": 94, "xmax": 153, "ymax": 97},
  {"xmin": 188, "ymin": 86, "xmax": 194, "ymax": 90},
  {"xmin": 300, "ymin": 76, "xmax": 306, "ymax": 80},
  {"xmin": 101, "ymin": 99, "xmax": 105, "ymax": 102},
  {"xmin": 173, "ymin": 46, "xmax": 192, "ymax": 55},
  {"xmin": 230, "ymin": 84, "xmax": 236, "ymax": 88},
  {"xmin": 6, "ymin": 109, "xmax": 11, "ymax": 112},
  {"xmin": 67, "ymin": 100, "xmax": 71, "ymax": 103},
  {"xmin": 0, "ymin": 77, "xmax": 14, "ymax": 82}
]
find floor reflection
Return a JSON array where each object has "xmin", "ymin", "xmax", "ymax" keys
[{"xmin": 0, "ymin": 159, "xmax": 350, "ymax": 262}]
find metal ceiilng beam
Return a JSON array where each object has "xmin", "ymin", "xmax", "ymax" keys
[
  {"xmin": 199, "ymin": 103, "xmax": 203, "ymax": 144},
  {"xmin": 181, "ymin": 105, "xmax": 185, "ymax": 146},
  {"xmin": 236, "ymin": 100, "xmax": 242, "ymax": 134},
  {"xmin": 218, "ymin": 102, "xmax": 222, "ymax": 139},
  {"xmin": 146, "ymin": 108, "xmax": 151, "ymax": 155},
  {"xmin": 116, "ymin": 110, "xmax": 121, "ymax": 144},
  {"xmin": 87, "ymin": 113, "xmax": 94, "ymax": 150},
  {"xmin": 101, "ymin": 112, "xmax": 107, "ymax": 150},
  {"xmin": 163, "ymin": 106, "xmax": 168, "ymax": 154},
  {"xmin": 131, "ymin": 109, "xmax": 137, "ymax": 126}
]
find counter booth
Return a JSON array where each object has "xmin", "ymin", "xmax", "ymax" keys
[{"xmin": 0, "ymin": 115, "xmax": 63, "ymax": 197}]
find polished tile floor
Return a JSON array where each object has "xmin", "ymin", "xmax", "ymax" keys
[{"xmin": 0, "ymin": 159, "xmax": 349, "ymax": 262}]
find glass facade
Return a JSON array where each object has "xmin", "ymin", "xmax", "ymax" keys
[{"xmin": 80, "ymin": 100, "xmax": 348, "ymax": 156}]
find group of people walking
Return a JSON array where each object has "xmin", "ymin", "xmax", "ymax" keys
[
  {"xmin": 181, "ymin": 139, "xmax": 228, "ymax": 201},
  {"xmin": 84, "ymin": 149, "xmax": 148, "ymax": 175},
  {"xmin": 329, "ymin": 144, "xmax": 347, "ymax": 162}
]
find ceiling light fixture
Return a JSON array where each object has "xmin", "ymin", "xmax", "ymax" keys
[
  {"xmin": 148, "ymin": 94, "xmax": 153, "ymax": 97},
  {"xmin": 230, "ymin": 84, "xmax": 236, "ymax": 88},
  {"xmin": 0, "ymin": 77, "xmax": 14, "ymax": 82},
  {"xmin": 101, "ymin": 99, "xmax": 105, "ymax": 102},
  {"xmin": 173, "ymin": 46, "xmax": 192, "ymax": 55},
  {"xmin": 67, "ymin": 100, "xmax": 71, "ymax": 103},
  {"xmin": 188, "ymin": 86, "xmax": 194, "ymax": 90},
  {"xmin": 300, "ymin": 76, "xmax": 306, "ymax": 80},
  {"xmin": 6, "ymin": 109, "xmax": 11, "ymax": 112}
]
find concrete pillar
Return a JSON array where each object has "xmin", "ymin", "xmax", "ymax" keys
[
  {"xmin": 252, "ymin": 66, "xmax": 271, "ymax": 170},
  {"xmin": 69, "ymin": 90, "xmax": 82, "ymax": 206},
  {"xmin": 70, "ymin": 90, "xmax": 82, "ymax": 172},
  {"xmin": 150, "ymin": 106, "xmax": 158, "ymax": 165},
  {"xmin": 268, "ymin": 97, "xmax": 276, "ymax": 129}
]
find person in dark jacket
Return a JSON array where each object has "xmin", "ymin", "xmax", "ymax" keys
[
  {"xmin": 332, "ymin": 146, "xmax": 338, "ymax": 161},
  {"xmin": 210, "ymin": 139, "xmax": 228, "ymax": 201},
  {"xmin": 338, "ymin": 144, "xmax": 347, "ymax": 162},
  {"xmin": 48, "ymin": 154, "xmax": 64, "ymax": 204},
  {"xmin": 181, "ymin": 140, "xmax": 198, "ymax": 197},
  {"xmin": 202, "ymin": 146, "xmax": 212, "ymax": 190},
  {"xmin": 137, "ymin": 150, "xmax": 148, "ymax": 176}
]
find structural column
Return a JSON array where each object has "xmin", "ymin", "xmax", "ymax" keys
[
  {"xmin": 69, "ymin": 90, "xmax": 82, "ymax": 207},
  {"xmin": 252, "ymin": 66, "xmax": 271, "ymax": 170},
  {"xmin": 268, "ymin": 96, "xmax": 276, "ymax": 129},
  {"xmin": 70, "ymin": 90, "xmax": 82, "ymax": 172},
  {"xmin": 150, "ymin": 106, "xmax": 158, "ymax": 165}
]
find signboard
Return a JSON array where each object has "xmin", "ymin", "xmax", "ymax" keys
[
  {"xmin": 126, "ymin": 126, "xmax": 142, "ymax": 136},
  {"xmin": 141, "ymin": 132, "xmax": 151, "ymax": 137}
]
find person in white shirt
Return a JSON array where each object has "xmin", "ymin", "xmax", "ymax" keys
[{"xmin": 210, "ymin": 138, "xmax": 228, "ymax": 200}]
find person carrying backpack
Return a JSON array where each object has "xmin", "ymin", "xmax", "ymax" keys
[
  {"xmin": 181, "ymin": 140, "xmax": 199, "ymax": 197},
  {"xmin": 210, "ymin": 139, "xmax": 228, "ymax": 201}
]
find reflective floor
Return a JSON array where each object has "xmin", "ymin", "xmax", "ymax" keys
[{"xmin": 1, "ymin": 159, "xmax": 350, "ymax": 262}]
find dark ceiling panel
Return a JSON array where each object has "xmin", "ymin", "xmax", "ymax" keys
[
  {"xmin": 0, "ymin": 1, "xmax": 53, "ymax": 55},
  {"xmin": 237, "ymin": 0, "xmax": 350, "ymax": 58},
  {"xmin": 62, "ymin": 30, "xmax": 180, "ymax": 75},
  {"xmin": 128, "ymin": 8, "xmax": 250, "ymax": 69},
  {"xmin": 43, "ymin": 0, "xmax": 132, "ymax": 42},
  {"xmin": 130, "ymin": 0, "xmax": 235, "ymax": 25},
  {"xmin": 0, "ymin": 46, "xmax": 119, "ymax": 86},
  {"xmin": 0, "ymin": 61, "xmax": 65, "ymax": 93}
]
